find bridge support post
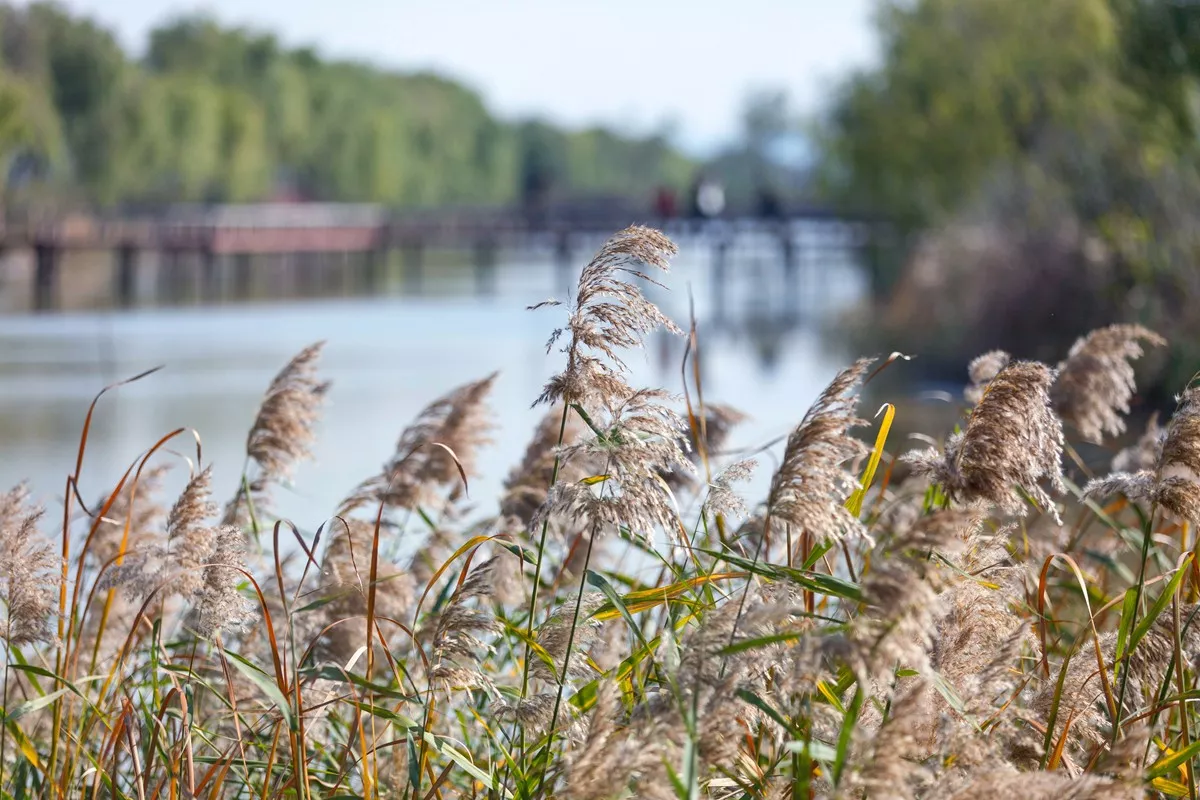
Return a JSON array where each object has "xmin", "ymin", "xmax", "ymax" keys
[
  {"xmin": 298, "ymin": 251, "xmax": 319, "ymax": 297},
  {"xmin": 780, "ymin": 225, "xmax": 799, "ymax": 325},
  {"xmin": 115, "ymin": 243, "xmax": 138, "ymax": 308},
  {"xmin": 33, "ymin": 241, "xmax": 58, "ymax": 312},
  {"xmin": 158, "ymin": 248, "xmax": 185, "ymax": 304},
  {"xmin": 554, "ymin": 230, "xmax": 572, "ymax": 295},
  {"xmin": 325, "ymin": 251, "xmax": 346, "ymax": 295},
  {"xmin": 362, "ymin": 245, "xmax": 388, "ymax": 294},
  {"xmin": 201, "ymin": 247, "xmax": 219, "ymax": 302},
  {"xmin": 232, "ymin": 253, "xmax": 252, "ymax": 299},
  {"xmin": 474, "ymin": 238, "xmax": 497, "ymax": 297},
  {"xmin": 711, "ymin": 236, "xmax": 729, "ymax": 328},
  {"xmin": 402, "ymin": 240, "xmax": 423, "ymax": 294}
]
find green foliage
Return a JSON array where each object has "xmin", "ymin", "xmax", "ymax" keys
[
  {"xmin": 0, "ymin": 4, "xmax": 693, "ymax": 208},
  {"xmin": 819, "ymin": 0, "xmax": 1150, "ymax": 230},
  {"xmin": 822, "ymin": 0, "xmax": 1200, "ymax": 405}
]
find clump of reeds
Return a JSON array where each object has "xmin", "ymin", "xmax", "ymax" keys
[{"xmin": 0, "ymin": 233, "xmax": 1196, "ymax": 800}]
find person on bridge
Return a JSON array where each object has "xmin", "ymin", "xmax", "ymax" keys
[
  {"xmin": 688, "ymin": 174, "xmax": 726, "ymax": 223},
  {"xmin": 653, "ymin": 186, "xmax": 677, "ymax": 220}
]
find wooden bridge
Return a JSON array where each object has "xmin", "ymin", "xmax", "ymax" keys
[{"xmin": 0, "ymin": 202, "xmax": 884, "ymax": 312}]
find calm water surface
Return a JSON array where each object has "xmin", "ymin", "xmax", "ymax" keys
[{"xmin": 0, "ymin": 245, "xmax": 868, "ymax": 530}]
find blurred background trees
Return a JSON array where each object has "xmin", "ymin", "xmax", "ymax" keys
[
  {"xmin": 817, "ymin": 0, "xmax": 1200, "ymax": 403},
  {"xmin": 0, "ymin": 4, "xmax": 695, "ymax": 209}
]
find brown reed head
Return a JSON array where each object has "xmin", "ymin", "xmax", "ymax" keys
[
  {"xmin": 907, "ymin": 360, "xmax": 1065, "ymax": 522},
  {"xmin": 1050, "ymin": 324, "xmax": 1164, "ymax": 444}
]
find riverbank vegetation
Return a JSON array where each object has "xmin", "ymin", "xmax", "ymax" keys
[
  {"xmin": 0, "ymin": 225, "xmax": 1196, "ymax": 797},
  {"xmin": 820, "ymin": 0, "xmax": 1200, "ymax": 405}
]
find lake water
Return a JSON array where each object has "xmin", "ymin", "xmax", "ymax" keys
[{"xmin": 0, "ymin": 233, "xmax": 871, "ymax": 532}]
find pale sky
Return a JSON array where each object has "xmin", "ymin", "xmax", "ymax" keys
[{"xmin": 44, "ymin": 0, "xmax": 879, "ymax": 153}]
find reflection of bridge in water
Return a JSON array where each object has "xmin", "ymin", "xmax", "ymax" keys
[{"xmin": 0, "ymin": 204, "xmax": 886, "ymax": 335}]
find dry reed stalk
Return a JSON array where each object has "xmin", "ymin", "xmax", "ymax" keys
[{"xmin": 311, "ymin": 519, "xmax": 415, "ymax": 664}]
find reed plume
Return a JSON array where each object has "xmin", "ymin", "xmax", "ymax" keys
[
  {"xmin": 499, "ymin": 406, "xmax": 589, "ymax": 530},
  {"xmin": 1050, "ymin": 324, "xmax": 1164, "ymax": 444},
  {"xmin": 312, "ymin": 518, "xmax": 414, "ymax": 663},
  {"xmin": 339, "ymin": 373, "xmax": 496, "ymax": 516},
  {"xmin": 163, "ymin": 466, "xmax": 220, "ymax": 598},
  {"xmin": 535, "ymin": 225, "xmax": 680, "ymax": 414},
  {"xmin": 225, "ymin": 341, "xmax": 329, "ymax": 525},
  {"xmin": 427, "ymin": 555, "xmax": 505, "ymax": 691},
  {"xmin": 91, "ymin": 463, "xmax": 170, "ymax": 568},
  {"xmin": 102, "ymin": 466, "xmax": 220, "ymax": 602},
  {"xmin": 850, "ymin": 682, "xmax": 932, "ymax": 800},
  {"xmin": 1111, "ymin": 412, "xmax": 1163, "ymax": 473},
  {"xmin": 833, "ymin": 512, "xmax": 971, "ymax": 686},
  {"xmin": 703, "ymin": 458, "xmax": 757, "ymax": 521},
  {"xmin": 691, "ymin": 402, "xmax": 747, "ymax": 458},
  {"xmin": 663, "ymin": 402, "xmax": 748, "ymax": 490},
  {"xmin": 561, "ymin": 681, "xmax": 648, "ymax": 800},
  {"xmin": 530, "ymin": 594, "xmax": 606, "ymax": 685},
  {"xmin": 944, "ymin": 772, "xmax": 1140, "ymax": 799},
  {"xmin": 964, "ymin": 349, "xmax": 1011, "ymax": 405},
  {"xmin": 189, "ymin": 524, "xmax": 255, "ymax": 639},
  {"xmin": 0, "ymin": 485, "xmax": 57, "ymax": 646},
  {"xmin": 906, "ymin": 360, "xmax": 1065, "ymax": 522},
  {"xmin": 246, "ymin": 341, "xmax": 329, "ymax": 482},
  {"xmin": 1086, "ymin": 385, "xmax": 1200, "ymax": 521},
  {"xmin": 764, "ymin": 358, "xmax": 873, "ymax": 547},
  {"xmin": 533, "ymin": 388, "xmax": 691, "ymax": 543}
]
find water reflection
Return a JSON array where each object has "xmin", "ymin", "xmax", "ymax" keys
[{"xmin": 0, "ymin": 243, "xmax": 868, "ymax": 530}]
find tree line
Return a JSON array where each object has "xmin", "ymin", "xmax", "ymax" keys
[
  {"xmin": 0, "ymin": 4, "xmax": 694, "ymax": 209},
  {"xmin": 817, "ymin": 0, "xmax": 1200, "ymax": 401}
]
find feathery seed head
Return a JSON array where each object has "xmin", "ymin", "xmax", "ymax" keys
[
  {"xmin": 339, "ymin": 373, "xmax": 496, "ymax": 515},
  {"xmin": 704, "ymin": 458, "xmax": 758, "ymax": 521},
  {"xmin": 500, "ymin": 407, "xmax": 590, "ymax": 530},
  {"xmin": 964, "ymin": 350, "xmax": 1011, "ymax": 405},
  {"xmin": 0, "ymin": 485, "xmax": 57, "ymax": 646},
  {"xmin": 246, "ymin": 341, "xmax": 329, "ymax": 484},
  {"xmin": 765, "ymin": 358, "xmax": 874, "ymax": 544},
  {"xmin": 190, "ymin": 524, "xmax": 255, "ymax": 639},
  {"xmin": 1111, "ymin": 412, "xmax": 1163, "ymax": 474},
  {"xmin": 1051, "ymin": 324, "xmax": 1164, "ymax": 444},
  {"xmin": 1087, "ymin": 386, "xmax": 1200, "ymax": 522},
  {"xmin": 536, "ymin": 226, "xmax": 680, "ymax": 413},
  {"xmin": 164, "ymin": 466, "xmax": 219, "ymax": 598},
  {"xmin": 906, "ymin": 361, "xmax": 1065, "ymax": 522}
]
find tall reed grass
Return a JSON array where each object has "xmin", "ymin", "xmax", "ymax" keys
[{"xmin": 0, "ymin": 226, "xmax": 1192, "ymax": 799}]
